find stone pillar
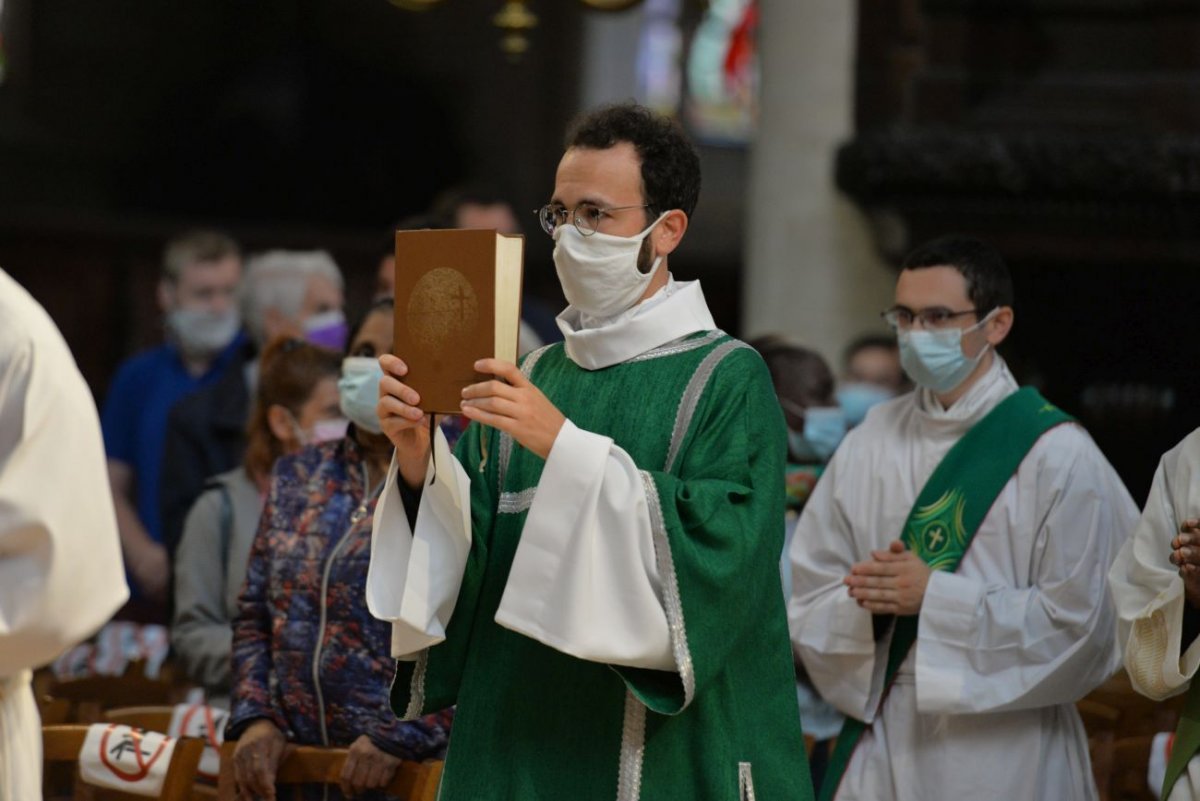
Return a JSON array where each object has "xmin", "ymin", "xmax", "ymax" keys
[{"xmin": 742, "ymin": 0, "xmax": 895, "ymax": 367}]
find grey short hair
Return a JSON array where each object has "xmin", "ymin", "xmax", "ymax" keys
[
  {"xmin": 162, "ymin": 230, "xmax": 241, "ymax": 282},
  {"xmin": 240, "ymin": 250, "xmax": 344, "ymax": 345}
]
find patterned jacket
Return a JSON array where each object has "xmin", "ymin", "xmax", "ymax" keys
[{"xmin": 227, "ymin": 432, "xmax": 452, "ymax": 759}]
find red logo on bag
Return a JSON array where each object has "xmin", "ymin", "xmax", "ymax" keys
[
  {"xmin": 180, "ymin": 704, "xmax": 220, "ymax": 748},
  {"xmin": 98, "ymin": 725, "xmax": 170, "ymax": 782}
]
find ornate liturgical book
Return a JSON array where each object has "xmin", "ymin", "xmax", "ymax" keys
[{"xmin": 394, "ymin": 228, "xmax": 525, "ymax": 413}]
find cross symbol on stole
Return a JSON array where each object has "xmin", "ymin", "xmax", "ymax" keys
[{"xmin": 927, "ymin": 527, "xmax": 945, "ymax": 548}]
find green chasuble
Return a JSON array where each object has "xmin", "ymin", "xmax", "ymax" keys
[{"xmin": 392, "ymin": 331, "xmax": 813, "ymax": 801}]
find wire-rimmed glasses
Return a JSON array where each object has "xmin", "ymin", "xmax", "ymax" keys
[{"xmin": 535, "ymin": 202, "xmax": 651, "ymax": 237}]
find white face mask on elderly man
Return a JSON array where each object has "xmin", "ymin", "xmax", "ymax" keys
[
  {"xmin": 553, "ymin": 212, "xmax": 669, "ymax": 319},
  {"xmin": 166, "ymin": 307, "xmax": 241, "ymax": 358}
]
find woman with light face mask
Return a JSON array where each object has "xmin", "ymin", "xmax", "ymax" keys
[
  {"xmin": 749, "ymin": 335, "xmax": 846, "ymax": 790},
  {"xmin": 227, "ymin": 299, "xmax": 452, "ymax": 801},
  {"xmin": 172, "ymin": 337, "xmax": 344, "ymax": 704}
]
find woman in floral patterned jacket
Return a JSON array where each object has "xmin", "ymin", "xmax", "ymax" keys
[{"xmin": 227, "ymin": 300, "xmax": 451, "ymax": 800}]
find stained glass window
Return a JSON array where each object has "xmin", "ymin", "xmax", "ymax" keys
[
  {"xmin": 633, "ymin": 0, "xmax": 759, "ymax": 145},
  {"xmin": 685, "ymin": 0, "xmax": 758, "ymax": 144}
]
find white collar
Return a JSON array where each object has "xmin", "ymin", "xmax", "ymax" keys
[
  {"xmin": 912, "ymin": 354, "xmax": 1018, "ymax": 434},
  {"xmin": 556, "ymin": 276, "xmax": 717, "ymax": 370}
]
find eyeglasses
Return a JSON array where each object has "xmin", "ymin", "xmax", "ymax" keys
[
  {"xmin": 881, "ymin": 306, "xmax": 979, "ymax": 331},
  {"xmin": 535, "ymin": 202, "xmax": 651, "ymax": 237}
]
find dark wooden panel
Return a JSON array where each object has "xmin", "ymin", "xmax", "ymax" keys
[{"xmin": 845, "ymin": 0, "xmax": 1200, "ymax": 494}]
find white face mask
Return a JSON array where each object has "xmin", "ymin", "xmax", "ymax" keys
[
  {"xmin": 288, "ymin": 412, "xmax": 349, "ymax": 447},
  {"xmin": 166, "ymin": 307, "xmax": 241, "ymax": 358},
  {"xmin": 553, "ymin": 212, "xmax": 668, "ymax": 319}
]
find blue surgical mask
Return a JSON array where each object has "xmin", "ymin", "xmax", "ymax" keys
[
  {"xmin": 787, "ymin": 406, "xmax": 847, "ymax": 463},
  {"xmin": 338, "ymin": 357, "xmax": 384, "ymax": 434},
  {"xmin": 836, "ymin": 383, "xmax": 894, "ymax": 428},
  {"xmin": 898, "ymin": 311, "xmax": 995, "ymax": 394}
]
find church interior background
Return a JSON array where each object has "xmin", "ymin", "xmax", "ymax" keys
[{"xmin": 1, "ymin": 0, "xmax": 1198, "ymax": 501}]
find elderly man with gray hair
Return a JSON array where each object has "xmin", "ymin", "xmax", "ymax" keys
[
  {"xmin": 101, "ymin": 229, "xmax": 242, "ymax": 618},
  {"xmin": 159, "ymin": 249, "xmax": 346, "ymax": 561}
]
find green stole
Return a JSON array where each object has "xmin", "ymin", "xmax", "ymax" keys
[
  {"xmin": 1162, "ymin": 656, "xmax": 1200, "ymax": 797},
  {"xmin": 818, "ymin": 387, "xmax": 1075, "ymax": 801}
]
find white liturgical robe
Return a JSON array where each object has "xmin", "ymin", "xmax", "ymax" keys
[
  {"xmin": 1109, "ymin": 428, "xmax": 1200, "ymax": 801},
  {"xmin": 789, "ymin": 356, "xmax": 1138, "ymax": 801},
  {"xmin": 0, "ymin": 269, "xmax": 128, "ymax": 801}
]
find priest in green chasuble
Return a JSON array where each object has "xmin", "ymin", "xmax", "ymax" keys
[
  {"xmin": 367, "ymin": 103, "xmax": 813, "ymax": 800},
  {"xmin": 789, "ymin": 235, "xmax": 1138, "ymax": 801}
]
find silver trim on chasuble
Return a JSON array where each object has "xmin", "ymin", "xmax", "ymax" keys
[
  {"xmin": 664, "ymin": 339, "xmax": 752, "ymax": 473},
  {"xmin": 496, "ymin": 487, "xmax": 537, "ymax": 514},
  {"xmin": 639, "ymin": 470, "xmax": 696, "ymax": 709},
  {"xmin": 615, "ymin": 338, "xmax": 752, "ymax": 800},
  {"xmin": 738, "ymin": 762, "xmax": 757, "ymax": 801},
  {"xmin": 616, "ymin": 690, "xmax": 647, "ymax": 801},
  {"xmin": 403, "ymin": 650, "xmax": 430, "ymax": 720},
  {"xmin": 629, "ymin": 329, "xmax": 724, "ymax": 363},
  {"xmin": 497, "ymin": 344, "xmax": 553, "ymax": 491}
]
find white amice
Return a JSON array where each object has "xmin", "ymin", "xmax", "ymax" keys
[{"xmin": 789, "ymin": 356, "xmax": 1139, "ymax": 801}]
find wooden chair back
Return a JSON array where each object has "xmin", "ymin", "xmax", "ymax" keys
[
  {"xmin": 42, "ymin": 724, "xmax": 206, "ymax": 801},
  {"xmin": 216, "ymin": 741, "xmax": 444, "ymax": 801},
  {"xmin": 1108, "ymin": 735, "xmax": 1157, "ymax": 801},
  {"xmin": 41, "ymin": 662, "xmax": 179, "ymax": 724},
  {"xmin": 103, "ymin": 706, "xmax": 177, "ymax": 733},
  {"xmin": 1077, "ymin": 672, "xmax": 1180, "ymax": 801}
]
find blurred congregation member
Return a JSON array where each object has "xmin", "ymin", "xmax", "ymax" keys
[
  {"xmin": 369, "ymin": 103, "xmax": 811, "ymax": 800},
  {"xmin": 160, "ymin": 250, "xmax": 346, "ymax": 561},
  {"xmin": 434, "ymin": 182, "xmax": 563, "ymax": 350},
  {"xmin": 752, "ymin": 336, "xmax": 846, "ymax": 512},
  {"xmin": 837, "ymin": 333, "xmax": 905, "ymax": 428},
  {"xmin": 226, "ymin": 300, "xmax": 450, "ymax": 801},
  {"xmin": 171, "ymin": 338, "xmax": 344, "ymax": 705},
  {"xmin": 431, "ymin": 182, "xmax": 523, "ymax": 237},
  {"xmin": 373, "ymin": 214, "xmax": 445, "ymax": 301},
  {"xmin": 101, "ymin": 230, "xmax": 243, "ymax": 614},
  {"xmin": 751, "ymin": 335, "xmax": 846, "ymax": 790},
  {"xmin": 1109, "ymin": 430, "xmax": 1200, "ymax": 800},
  {"xmin": 1, "ymin": 270, "xmax": 128, "ymax": 801},
  {"xmin": 789, "ymin": 234, "xmax": 1137, "ymax": 801}
]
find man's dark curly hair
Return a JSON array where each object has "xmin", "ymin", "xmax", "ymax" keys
[{"xmin": 565, "ymin": 103, "xmax": 702, "ymax": 220}]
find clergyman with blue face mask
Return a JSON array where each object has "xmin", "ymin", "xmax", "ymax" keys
[{"xmin": 788, "ymin": 234, "xmax": 1138, "ymax": 801}]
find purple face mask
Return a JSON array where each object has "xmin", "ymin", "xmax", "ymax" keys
[{"xmin": 303, "ymin": 310, "xmax": 348, "ymax": 351}]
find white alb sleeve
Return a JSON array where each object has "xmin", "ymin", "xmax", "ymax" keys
[
  {"xmin": 494, "ymin": 419, "xmax": 673, "ymax": 670},
  {"xmin": 366, "ymin": 427, "xmax": 473, "ymax": 660}
]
